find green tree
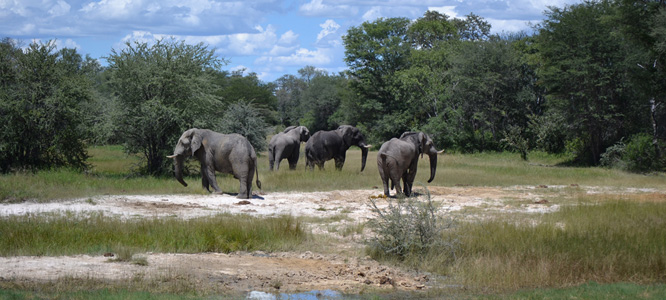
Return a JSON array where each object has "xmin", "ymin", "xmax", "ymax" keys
[
  {"xmin": 106, "ymin": 38, "xmax": 226, "ymax": 175},
  {"xmin": 299, "ymin": 72, "xmax": 346, "ymax": 132},
  {"xmin": 214, "ymin": 69, "xmax": 277, "ymax": 124},
  {"xmin": 0, "ymin": 39, "xmax": 92, "ymax": 172},
  {"xmin": 534, "ymin": 1, "xmax": 640, "ymax": 164},
  {"xmin": 216, "ymin": 101, "xmax": 269, "ymax": 152},
  {"xmin": 275, "ymin": 74, "xmax": 306, "ymax": 126},
  {"xmin": 343, "ymin": 17, "xmax": 412, "ymax": 143}
]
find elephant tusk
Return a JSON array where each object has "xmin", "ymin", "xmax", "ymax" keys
[
  {"xmin": 363, "ymin": 145, "xmax": 372, "ymax": 148},
  {"xmin": 166, "ymin": 154, "xmax": 177, "ymax": 158},
  {"xmin": 437, "ymin": 150, "xmax": 445, "ymax": 154}
]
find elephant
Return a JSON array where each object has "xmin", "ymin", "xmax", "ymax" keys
[
  {"xmin": 304, "ymin": 125, "xmax": 372, "ymax": 171},
  {"xmin": 167, "ymin": 128, "xmax": 261, "ymax": 199},
  {"xmin": 377, "ymin": 132, "xmax": 443, "ymax": 197},
  {"xmin": 268, "ymin": 126, "xmax": 310, "ymax": 171}
]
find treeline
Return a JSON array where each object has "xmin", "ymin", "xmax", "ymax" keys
[{"xmin": 1, "ymin": 0, "xmax": 665, "ymax": 175}]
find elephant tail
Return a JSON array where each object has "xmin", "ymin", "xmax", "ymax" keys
[{"xmin": 255, "ymin": 159, "xmax": 262, "ymax": 191}]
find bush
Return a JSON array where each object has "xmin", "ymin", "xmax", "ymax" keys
[
  {"xmin": 624, "ymin": 133, "xmax": 664, "ymax": 172},
  {"xmin": 367, "ymin": 188, "xmax": 458, "ymax": 261},
  {"xmin": 216, "ymin": 101, "xmax": 269, "ymax": 152},
  {"xmin": 0, "ymin": 39, "xmax": 93, "ymax": 172}
]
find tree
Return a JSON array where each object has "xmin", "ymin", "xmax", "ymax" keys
[
  {"xmin": 106, "ymin": 38, "xmax": 226, "ymax": 175},
  {"xmin": 343, "ymin": 17, "xmax": 412, "ymax": 143},
  {"xmin": 0, "ymin": 39, "xmax": 92, "ymax": 172},
  {"xmin": 214, "ymin": 69, "xmax": 277, "ymax": 124},
  {"xmin": 534, "ymin": 1, "xmax": 640, "ymax": 164},
  {"xmin": 216, "ymin": 101, "xmax": 269, "ymax": 152}
]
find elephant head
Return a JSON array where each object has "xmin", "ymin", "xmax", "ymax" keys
[
  {"xmin": 297, "ymin": 126, "xmax": 310, "ymax": 142},
  {"xmin": 400, "ymin": 132, "xmax": 443, "ymax": 183},
  {"xmin": 337, "ymin": 125, "xmax": 372, "ymax": 171},
  {"xmin": 167, "ymin": 128, "xmax": 203, "ymax": 187}
]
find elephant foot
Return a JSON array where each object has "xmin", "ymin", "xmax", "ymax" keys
[{"xmin": 236, "ymin": 194, "xmax": 250, "ymax": 199}]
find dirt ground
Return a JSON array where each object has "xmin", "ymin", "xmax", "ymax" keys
[{"xmin": 1, "ymin": 185, "xmax": 661, "ymax": 294}]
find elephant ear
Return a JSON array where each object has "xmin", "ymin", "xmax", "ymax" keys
[
  {"xmin": 190, "ymin": 130, "xmax": 203, "ymax": 156},
  {"xmin": 419, "ymin": 132, "xmax": 427, "ymax": 158},
  {"xmin": 339, "ymin": 126, "xmax": 353, "ymax": 147}
]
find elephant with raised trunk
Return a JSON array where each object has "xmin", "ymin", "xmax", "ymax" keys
[
  {"xmin": 377, "ymin": 132, "xmax": 443, "ymax": 197},
  {"xmin": 268, "ymin": 126, "xmax": 310, "ymax": 171},
  {"xmin": 305, "ymin": 125, "xmax": 372, "ymax": 171},
  {"xmin": 167, "ymin": 128, "xmax": 261, "ymax": 199}
]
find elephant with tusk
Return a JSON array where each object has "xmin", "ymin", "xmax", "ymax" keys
[
  {"xmin": 167, "ymin": 128, "xmax": 261, "ymax": 199},
  {"xmin": 377, "ymin": 131, "xmax": 444, "ymax": 197},
  {"xmin": 304, "ymin": 125, "xmax": 372, "ymax": 171}
]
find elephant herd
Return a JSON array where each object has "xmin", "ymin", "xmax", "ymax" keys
[{"xmin": 167, "ymin": 126, "xmax": 442, "ymax": 199}]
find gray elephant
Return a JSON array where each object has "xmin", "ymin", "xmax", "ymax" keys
[
  {"xmin": 268, "ymin": 126, "xmax": 310, "ymax": 171},
  {"xmin": 305, "ymin": 125, "xmax": 372, "ymax": 171},
  {"xmin": 377, "ymin": 132, "xmax": 443, "ymax": 197},
  {"xmin": 167, "ymin": 128, "xmax": 261, "ymax": 199}
]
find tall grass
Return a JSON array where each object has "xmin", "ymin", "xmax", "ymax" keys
[
  {"xmin": 0, "ymin": 212, "xmax": 306, "ymax": 256},
  {"xmin": 2, "ymin": 146, "xmax": 665, "ymax": 202},
  {"xmin": 413, "ymin": 199, "xmax": 666, "ymax": 292}
]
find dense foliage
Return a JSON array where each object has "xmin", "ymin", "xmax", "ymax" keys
[
  {"xmin": 2, "ymin": 0, "xmax": 666, "ymax": 174},
  {"xmin": 0, "ymin": 39, "xmax": 95, "ymax": 172}
]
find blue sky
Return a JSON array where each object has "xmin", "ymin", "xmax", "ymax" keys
[{"xmin": 1, "ymin": 0, "xmax": 580, "ymax": 82}]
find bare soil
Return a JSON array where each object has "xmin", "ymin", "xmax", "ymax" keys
[{"xmin": 1, "ymin": 185, "xmax": 661, "ymax": 294}]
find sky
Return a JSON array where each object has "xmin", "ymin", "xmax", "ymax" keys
[{"xmin": 1, "ymin": 0, "xmax": 581, "ymax": 82}]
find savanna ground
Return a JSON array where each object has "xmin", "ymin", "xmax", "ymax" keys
[{"xmin": 1, "ymin": 146, "xmax": 666, "ymax": 299}]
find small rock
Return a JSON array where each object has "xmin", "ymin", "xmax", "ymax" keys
[{"xmin": 236, "ymin": 200, "xmax": 251, "ymax": 205}]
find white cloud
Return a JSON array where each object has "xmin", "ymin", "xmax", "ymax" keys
[
  {"xmin": 299, "ymin": 0, "xmax": 357, "ymax": 18},
  {"xmin": 48, "ymin": 0, "xmax": 71, "ymax": 17},
  {"xmin": 256, "ymin": 48, "xmax": 332, "ymax": 66},
  {"xmin": 428, "ymin": 6, "xmax": 458, "ymax": 19},
  {"xmin": 317, "ymin": 19, "xmax": 340, "ymax": 42},
  {"xmin": 278, "ymin": 30, "xmax": 299, "ymax": 46}
]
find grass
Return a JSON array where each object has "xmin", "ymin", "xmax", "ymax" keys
[
  {"xmin": 2, "ymin": 145, "xmax": 666, "ymax": 298},
  {"xmin": 369, "ymin": 195, "xmax": 666, "ymax": 294},
  {"xmin": 3, "ymin": 145, "xmax": 666, "ymax": 202},
  {"xmin": 0, "ymin": 212, "xmax": 306, "ymax": 256}
]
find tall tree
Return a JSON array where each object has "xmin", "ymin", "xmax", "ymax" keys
[
  {"xmin": 534, "ymin": 1, "xmax": 639, "ymax": 164},
  {"xmin": 343, "ymin": 17, "xmax": 412, "ymax": 142},
  {"xmin": 0, "ymin": 39, "xmax": 92, "ymax": 172},
  {"xmin": 106, "ymin": 38, "xmax": 226, "ymax": 175}
]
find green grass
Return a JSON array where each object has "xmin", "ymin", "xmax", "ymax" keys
[
  {"xmin": 0, "ymin": 212, "xmax": 306, "ymax": 256},
  {"xmin": 373, "ymin": 197, "xmax": 666, "ymax": 294},
  {"xmin": 488, "ymin": 282, "xmax": 666, "ymax": 299},
  {"xmin": 3, "ymin": 146, "xmax": 666, "ymax": 202}
]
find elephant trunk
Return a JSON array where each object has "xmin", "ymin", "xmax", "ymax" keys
[
  {"xmin": 173, "ymin": 155, "xmax": 188, "ymax": 187},
  {"xmin": 427, "ymin": 153, "xmax": 437, "ymax": 183},
  {"xmin": 360, "ymin": 144, "xmax": 369, "ymax": 172}
]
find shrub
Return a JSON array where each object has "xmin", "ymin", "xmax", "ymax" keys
[
  {"xmin": 0, "ymin": 39, "xmax": 93, "ymax": 173},
  {"xmin": 367, "ymin": 188, "xmax": 458, "ymax": 261},
  {"xmin": 624, "ymin": 133, "xmax": 664, "ymax": 172},
  {"xmin": 216, "ymin": 101, "xmax": 269, "ymax": 152}
]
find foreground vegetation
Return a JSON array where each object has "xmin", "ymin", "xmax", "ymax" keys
[{"xmin": 1, "ymin": 146, "xmax": 665, "ymax": 298}]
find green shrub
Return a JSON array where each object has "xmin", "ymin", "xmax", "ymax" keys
[
  {"xmin": 367, "ymin": 188, "xmax": 458, "ymax": 261},
  {"xmin": 624, "ymin": 133, "xmax": 664, "ymax": 172},
  {"xmin": 217, "ymin": 101, "xmax": 269, "ymax": 152}
]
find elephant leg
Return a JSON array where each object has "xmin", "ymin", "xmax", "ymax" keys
[
  {"xmin": 287, "ymin": 149, "xmax": 299, "ymax": 170},
  {"xmin": 204, "ymin": 165, "xmax": 222, "ymax": 194},
  {"xmin": 334, "ymin": 155, "xmax": 346, "ymax": 170},
  {"xmin": 234, "ymin": 163, "xmax": 252, "ymax": 199},
  {"xmin": 402, "ymin": 172, "xmax": 412, "ymax": 196},
  {"xmin": 378, "ymin": 155, "xmax": 391, "ymax": 196},
  {"xmin": 200, "ymin": 166, "xmax": 210, "ymax": 192},
  {"xmin": 305, "ymin": 159, "xmax": 314, "ymax": 171},
  {"xmin": 268, "ymin": 147, "xmax": 275, "ymax": 171},
  {"xmin": 317, "ymin": 162, "xmax": 325, "ymax": 170},
  {"xmin": 274, "ymin": 149, "xmax": 284, "ymax": 171}
]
